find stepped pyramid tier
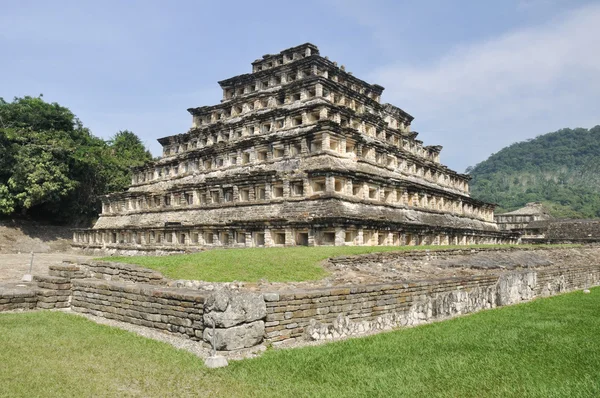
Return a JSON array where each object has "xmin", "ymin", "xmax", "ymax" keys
[{"xmin": 73, "ymin": 43, "xmax": 518, "ymax": 252}]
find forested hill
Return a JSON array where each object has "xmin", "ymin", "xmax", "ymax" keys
[{"xmin": 467, "ymin": 126, "xmax": 600, "ymax": 218}]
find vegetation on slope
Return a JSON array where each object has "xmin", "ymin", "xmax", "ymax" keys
[
  {"xmin": 467, "ymin": 126, "xmax": 600, "ymax": 218},
  {"xmin": 2, "ymin": 288, "xmax": 600, "ymax": 397},
  {"xmin": 0, "ymin": 96, "xmax": 152, "ymax": 223}
]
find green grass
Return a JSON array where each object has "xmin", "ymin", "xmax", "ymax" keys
[
  {"xmin": 1, "ymin": 288, "xmax": 599, "ymax": 397},
  {"xmin": 99, "ymin": 244, "xmax": 580, "ymax": 282}
]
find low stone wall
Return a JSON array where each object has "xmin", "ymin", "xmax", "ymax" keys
[
  {"xmin": 535, "ymin": 264, "xmax": 599, "ymax": 296},
  {"xmin": 0, "ymin": 285, "xmax": 38, "ymax": 311},
  {"xmin": 2, "ymin": 258, "xmax": 600, "ymax": 353},
  {"xmin": 49, "ymin": 264, "xmax": 87, "ymax": 279},
  {"xmin": 546, "ymin": 220, "xmax": 600, "ymax": 240},
  {"xmin": 34, "ymin": 275, "xmax": 72, "ymax": 309},
  {"xmin": 0, "ymin": 275, "xmax": 71, "ymax": 312},
  {"xmin": 70, "ymin": 279, "xmax": 266, "ymax": 350},
  {"xmin": 522, "ymin": 237, "xmax": 600, "ymax": 244},
  {"xmin": 71, "ymin": 279, "xmax": 205, "ymax": 340},
  {"xmin": 263, "ymin": 264, "xmax": 600, "ymax": 344},
  {"xmin": 76, "ymin": 261, "xmax": 168, "ymax": 285},
  {"xmin": 327, "ymin": 246, "xmax": 549, "ymax": 268},
  {"xmin": 1, "ymin": 263, "xmax": 266, "ymax": 351}
]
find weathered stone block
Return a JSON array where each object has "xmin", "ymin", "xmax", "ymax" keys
[
  {"xmin": 203, "ymin": 321, "xmax": 265, "ymax": 351},
  {"xmin": 203, "ymin": 290, "xmax": 266, "ymax": 328}
]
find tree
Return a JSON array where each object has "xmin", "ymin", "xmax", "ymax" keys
[
  {"xmin": 6, "ymin": 130, "xmax": 77, "ymax": 213},
  {"xmin": 0, "ymin": 96, "xmax": 152, "ymax": 223},
  {"xmin": 104, "ymin": 130, "xmax": 153, "ymax": 192},
  {"xmin": 0, "ymin": 95, "xmax": 76, "ymax": 133},
  {"xmin": 0, "ymin": 96, "xmax": 83, "ymax": 216}
]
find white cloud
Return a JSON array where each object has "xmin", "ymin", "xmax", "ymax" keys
[{"xmin": 370, "ymin": 3, "xmax": 600, "ymax": 170}]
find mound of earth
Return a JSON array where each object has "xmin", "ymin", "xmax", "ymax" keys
[
  {"xmin": 0, "ymin": 220, "xmax": 74, "ymax": 254},
  {"xmin": 435, "ymin": 250, "xmax": 555, "ymax": 269},
  {"xmin": 172, "ymin": 247, "xmax": 600, "ymax": 292},
  {"xmin": 317, "ymin": 247, "xmax": 600, "ymax": 287}
]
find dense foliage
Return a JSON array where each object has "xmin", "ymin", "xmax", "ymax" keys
[
  {"xmin": 0, "ymin": 96, "xmax": 152, "ymax": 223},
  {"xmin": 468, "ymin": 126, "xmax": 600, "ymax": 218}
]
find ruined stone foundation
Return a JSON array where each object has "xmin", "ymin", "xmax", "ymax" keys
[{"xmin": 73, "ymin": 43, "xmax": 517, "ymax": 253}]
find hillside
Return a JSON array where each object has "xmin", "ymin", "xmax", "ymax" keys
[
  {"xmin": 468, "ymin": 126, "xmax": 600, "ymax": 218},
  {"xmin": 0, "ymin": 219, "xmax": 73, "ymax": 253}
]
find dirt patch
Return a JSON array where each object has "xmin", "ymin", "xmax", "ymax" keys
[
  {"xmin": 0, "ymin": 253, "xmax": 94, "ymax": 281},
  {"xmin": 0, "ymin": 220, "xmax": 94, "ymax": 281}
]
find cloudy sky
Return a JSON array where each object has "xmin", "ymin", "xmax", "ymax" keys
[{"xmin": 1, "ymin": 0, "xmax": 598, "ymax": 171}]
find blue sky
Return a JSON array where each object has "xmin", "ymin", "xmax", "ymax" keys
[{"xmin": 1, "ymin": 0, "xmax": 598, "ymax": 172}]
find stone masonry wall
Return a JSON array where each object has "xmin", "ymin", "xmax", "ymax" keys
[
  {"xmin": 70, "ymin": 279, "xmax": 266, "ymax": 350},
  {"xmin": 0, "ymin": 275, "xmax": 72, "ymax": 312},
  {"xmin": 535, "ymin": 264, "xmax": 599, "ymax": 296},
  {"xmin": 78, "ymin": 261, "xmax": 168, "ymax": 285},
  {"xmin": 327, "ymin": 246, "xmax": 540, "ymax": 268},
  {"xmin": 71, "ymin": 279, "xmax": 206, "ymax": 340},
  {"xmin": 546, "ymin": 220, "xmax": 600, "ymax": 240},
  {"xmin": 33, "ymin": 275, "xmax": 72, "ymax": 309},
  {"xmin": 2, "ymin": 259, "xmax": 600, "ymax": 353},
  {"xmin": 0, "ymin": 286, "xmax": 38, "ymax": 312},
  {"xmin": 263, "ymin": 264, "xmax": 600, "ymax": 344}
]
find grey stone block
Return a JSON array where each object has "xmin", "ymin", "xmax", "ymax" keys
[
  {"xmin": 203, "ymin": 290, "xmax": 266, "ymax": 328},
  {"xmin": 203, "ymin": 320, "xmax": 265, "ymax": 351}
]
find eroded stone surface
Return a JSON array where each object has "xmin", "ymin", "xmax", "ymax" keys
[
  {"xmin": 203, "ymin": 320, "xmax": 265, "ymax": 351},
  {"xmin": 203, "ymin": 290, "xmax": 266, "ymax": 328}
]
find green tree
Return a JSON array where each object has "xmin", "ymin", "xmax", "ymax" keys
[
  {"xmin": 6, "ymin": 130, "xmax": 77, "ymax": 212},
  {"xmin": 0, "ymin": 96, "xmax": 152, "ymax": 223},
  {"xmin": 104, "ymin": 130, "xmax": 153, "ymax": 192}
]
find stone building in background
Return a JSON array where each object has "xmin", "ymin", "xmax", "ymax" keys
[
  {"xmin": 73, "ymin": 43, "xmax": 517, "ymax": 253},
  {"xmin": 494, "ymin": 202, "xmax": 553, "ymax": 232},
  {"xmin": 495, "ymin": 202, "xmax": 600, "ymax": 243},
  {"xmin": 521, "ymin": 219, "xmax": 600, "ymax": 243}
]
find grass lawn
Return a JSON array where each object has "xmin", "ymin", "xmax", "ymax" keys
[
  {"xmin": 1, "ymin": 288, "xmax": 599, "ymax": 397},
  {"xmin": 98, "ymin": 244, "xmax": 577, "ymax": 282}
]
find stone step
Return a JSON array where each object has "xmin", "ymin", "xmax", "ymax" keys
[
  {"xmin": 35, "ymin": 288, "xmax": 71, "ymax": 310},
  {"xmin": 34, "ymin": 275, "xmax": 72, "ymax": 290},
  {"xmin": 36, "ymin": 288, "xmax": 71, "ymax": 298},
  {"xmin": 49, "ymin": 263, "xmax": 86, "ymax": 279}
]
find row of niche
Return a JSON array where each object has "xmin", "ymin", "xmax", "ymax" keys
[
  {"xmin": 251, "ymin": 44, "xmax": 314, "ymax": 72},
  {"xmin": 110, "ymin": 176, "xmax": 489, "ymax": 222},
  {"xmin": 495, "ymin": 215, "xmax": 541, "ymax": 223},
  {"xmin": 143, "ymin": 133, "xmax": 467, "ymax": 193},
  {"xmin": 235, "ymin": 59, "xmax": 381, "ymax": 103},
  {"xmin": 174, "ymin": 99, "xmax": 430, "ymax": 161},
  {"xmin": 75, "ymin": 227, "xmax": 513, "ymax": 248},
  {"xmin": 199, "ymin": 83, "xmax": 392, "ymax": 133}
]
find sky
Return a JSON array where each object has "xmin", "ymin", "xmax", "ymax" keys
[{"xmin": 1, "ymin": 0, "xmax": 599, "ymax": 172}]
